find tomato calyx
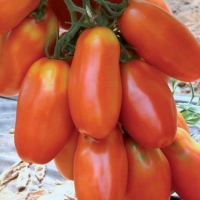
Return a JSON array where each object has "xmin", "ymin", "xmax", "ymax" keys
[{"xmin": 29, "ymin": 0, "xmax": 48, "ymax": 22}]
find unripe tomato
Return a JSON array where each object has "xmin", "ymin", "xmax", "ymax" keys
[
  {"xmin": 68, "ymin": 26, "xmax": 122, "ymax": 139},
  {"xmin": 14, "ymin": 57, "xmax": 74, "ymax": 164}
]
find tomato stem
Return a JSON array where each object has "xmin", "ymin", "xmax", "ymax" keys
[{"xmin": 29, "ymin": 0, "xmax": 48, "ymax": 21}]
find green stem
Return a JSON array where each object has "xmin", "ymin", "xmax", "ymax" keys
[{"xmin": 29, "ymin": 0, "xmax": 48, "ymax": 21}]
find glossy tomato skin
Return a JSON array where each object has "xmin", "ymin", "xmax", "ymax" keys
[
  {"xmin": 0, "ymin": 0, "xmax": 40, "ymax": 34},
  {"xmin": 68, "ymin": 26, "xmax": 122, "ymax": 139},
  {"xmin": 144, "ymin": 0, "xmax": 171, "ymax": 13},
  {"xmin": 0, "ymin": 6, "xmax": 59, "ymax": 97},
  {"xmin": 177, "ymin": 110, "xmax": 190, "ymax": 133},
  {"xmin": 14, "ymin": 57, "xmax": 74, "ymax": 164},
  {"xmin": 118, "ymin": 1, "xmax": 200, "ymax": 82},
  {"xmin": 54, "ymin": 128, "xmax": 79, "ymax": 180},
  {"xmin": 124, "ymin": 134, "xmax": 171, "ymax": 200},
  {"xmin": 74, "ymin": 125, "xmax": 128, "ymax": 200},
  {"xmin": 161, "ymin": 128, "xmax": 200, "ymax": 200},
  {"xmin": 120, "ymin": 59, "xmax": 177, "ymax": 149}
]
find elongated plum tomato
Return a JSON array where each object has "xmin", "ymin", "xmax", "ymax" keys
[
  {"xmin": 0, "ymin": 6, "xmax": 59, "ymax": 97},
  {"xmin": 144, "ymin": 0, "xmax": 171, "ymax": 13},
  {"xmin": 14, "ymin": 57, "xmax": 74, "ymax": 164},
  {"xmin": 120, "ymin": 59, "xmax": 177, "ymax": 149},
  {"xmin": 54, "ymin": 129, "xmax": 79, "ymax": 180},
  {"xmin": 74, "ymin": 125, "xmax": 128, "ymax": 200},
  {"xmin": 161, "ymin": 128, "xmax": 200, "ymax": 199},
  {"xmin": 124, "ymin": 134, "xmax": 171, "ymax": 200},
  {"xmin": 0, "ymin": 0, "xmax": 40, "ymax": 34},
  {"xmin": 68, "ymin": 26, "xmax": 122, "ymax": 139},
  {"xmin": 118, "ymin": 1, "xmax": 200, "ymax": 82}
]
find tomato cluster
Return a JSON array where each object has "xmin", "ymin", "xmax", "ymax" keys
[{"xmin": 1, "ymin": 0, "xmax": 200, "ymax": 199}]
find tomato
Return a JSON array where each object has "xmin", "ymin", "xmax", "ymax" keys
[
  {"xmin": 161, "ymin": 128, "xmax": 200, "ymax": 199},
  {"xmin": 14, "ymin": 57, "xmax": 74, "ymax": 164},
  {"xmin": 124, "ymin": 134, "xmax": 171, "ymax": 200},
  {"xmin": 68, "ymin": 26, "xmax": 122, "ymax": 139},
  {"xmin": 144, "ymin": 0, "xmax": 171, "ymax": 13},
  {"xmin": 0, "ymin": 0, "xmax": 40, "ymax": 34},
  {"xmin": 177, "ymin": 110, "xmax": 190, "ymax": 133},
  {"xmin": 54, "ymin": 129, "xmax": 79, "ymax": 180},
  {"xmin": 74, "ymin": 125, "xmax": 128, "ymax": 200},
  {"xmin": 120, "ymin": 59, "xmax": 177, "ymax": 149},
  {"xmin": 118, "ymin": 1, "xmax": 200, "ymax": 82},
  {"xmin": 0, "ymin": 6, "xmax": 59, "ymax": 97},
  {"xmin": 47, "ymin": 0, "xmax": 83, "ymax": 30}
]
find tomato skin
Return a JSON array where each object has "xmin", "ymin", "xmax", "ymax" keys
[
  {"xmin": 124, "ymin": 134, "xmax": 171, "ymax": 200},
  {"xmin": 74, "ymin": 125, "xmax": 128, "ymax": 200},
  {"xmin": 54, "ymin": 129, "xmax": 79, "ymax": 180},
  {"xmin": 177, "ymin": 110, "xmax": 190, "ymax": 133},
  {"xmin": 161, "ymin": 128, "xmax": 200, "ymax": 200},
  {"xmin": 144, "ymin": 0, "xmax": 171, "ymax": 13},
  {"xmin": 68, "ymin": 26, "xmax": 122, "ymax": 139},
  {"xmin": 0, "ymin": 0, "xmax": 40, "ymax": 34},
  {"xmin": 14, "ymin": 57, "xmax": 74, "ymax": 164},
  {"xmin": 120, "ymin": 59, "xmax": 177, "ymax": 149},
  {"xmin": 0, "ymin": 6, "xmax": 59, "ymax": 97},
  {"xmin": 118, "ymin": 1, "xmax": 200, "ymax": 82}
]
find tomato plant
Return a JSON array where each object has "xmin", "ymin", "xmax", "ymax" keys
[
  {"xmin": 0, "ymin": 5, "xmax": 59, "ymax": 97},
  {"xmin": 120, "ymin": 59, "xmax": 177, "ymax": 149},
  {"xmin": 118, "ymin": 1, "xmax": 200, "ymax": 81},
  {"xmin": 68, "ymin": 26, "xmax": 122, "ymax": 139},
  {"xmin": 54, "ymin": 129, "xmax": 79, "ymax": 180},
  {"xmin": 0, "ymin": 0, "xmax": 40, "ymax": 34},
  {"xmin": 74, "ymin": 124, "xmax": 128, "ymax": 200},
  {"xmin": 14, "ymin": 57, "xmax": 74, "ymax": 164},
  {"xmin": 161, "ymin": 128, "xmax": 200, "ymax": 199},
  {"xmin": 124, "ymin": 134, "xmax": 171, "ymax": 200}
]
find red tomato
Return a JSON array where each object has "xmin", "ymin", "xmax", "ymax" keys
[
  {"xmin": 54, "ymin": 129, "xmax": 79, "ymax": 180},
  {"xmin": 74, "ymin": 125, "xmax": 128, "ymax": 200},
  {"xmin": 161, "ymin": 128, "xmax": 200, "ymax": 199},
  {"xmin": 0, "ymin": 0, "xmax": 40, "ymax": 34},
  {"xmin": 177, "ymin": 110, "xmax": 190, "ymax": 133},
  {"xmin": 14, "ymin": 57, "xmax": 74, "ymax": 164},
  {"xmin": 118, "ymin": 1, "xmax": 200, "ymax": 82},
  {"xmin": 47, "ymin": 0, "xmax": 84, "ymax": 30},
  {"xmin": 68, "ymin": 26, "xmax": 122, "ymax": 139},
  {"xmin": 120, "ymin": 59, "xmax": 177, "ymax": 149},
  {"xmin": 0, "ymin": 6, "xmax": 59, "ymax": 97},
  {"xmin": 144, "ymin": 0, "xmax": 171, "ymax": 13},
  {"xmin": 124, "ymin": 134, "xmax": 171, "ymax": 200}
]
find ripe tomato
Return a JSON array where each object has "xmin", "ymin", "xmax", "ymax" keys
[
  {"xmin": 54, "ymin": 129, "xmax": 79, "ymax": 180},
  {"xmin": 68, "ymin": 26, "xmax": 122, "ymax": 139},
  {"xmin": 0, "ymin": 6, "xmax": 59, "ymax": 97},
  {"xmin": 144, "ymin": 0, "xmax": 171, "ymax": 13},
  {"xmin": 14, "ymin": 57, "xmax": 74, "ymax": 164},
  {"xmin": 177, "ymin": 110, "xmax": 190, "ymax": 133},
  {"xmin": 47, "ymin": 0, "xmax": 83, "ymax": 30},
  {"xmin": 118, "ymin": 1, "xmax": 200, "ymax": 82},
  {"xmin": 120, "ymin": 59, "xmax": 177, "ymax": 149},
  {"xmin": 0, "ymin": 0, "xmax": 40, "ymax": 34},
  {"xmin": 74, "ymin": 125, "xmax": 128, "ymax": 200},
  {"xmin": 124, "ymin": 134, "xmax": 171, "ymax": 200},
  {"xmin": 161, "ymin": 128, "xmax": 200, "ymax": 199}
]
